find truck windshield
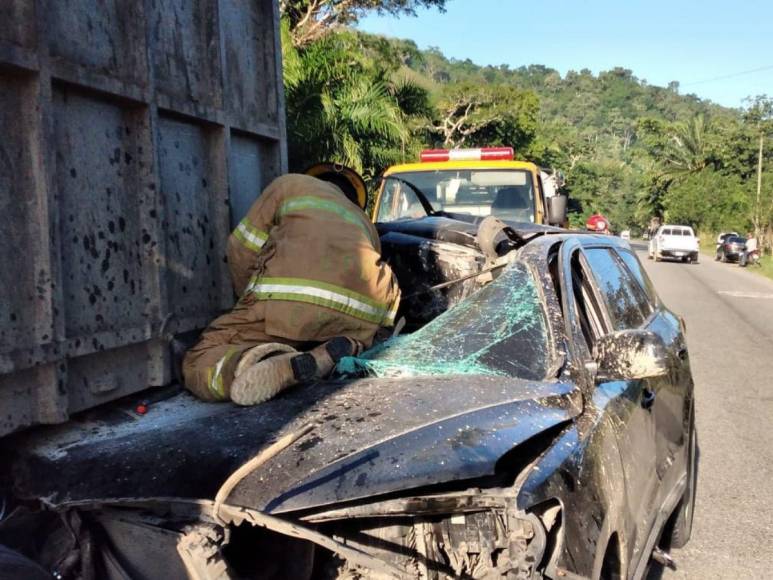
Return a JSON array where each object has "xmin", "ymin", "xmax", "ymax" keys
[
  {"xmin": 336, "ymin": 263, "xmax": 552, "ymax": 381},
  {"xmin": 377, "ymin": 169, "xmax": 535, "ymax": 223}
]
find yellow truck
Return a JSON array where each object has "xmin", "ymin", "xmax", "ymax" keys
[{"xmin": 372, "ymin": 147, "xmax": 568, "ymax": 227}]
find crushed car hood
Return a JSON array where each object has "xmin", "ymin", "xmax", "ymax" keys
[{"xmin": 5, "ymin": 376, "xmax": 580, "ymax": 512}]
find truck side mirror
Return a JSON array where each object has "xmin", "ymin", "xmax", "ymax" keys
[{"xmin": 546, "ymin": 195, "xmax": 568, "ymax": 226}]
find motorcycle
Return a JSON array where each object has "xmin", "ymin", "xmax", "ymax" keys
[{"xmin": 739, "ymin": 249, "xmax": 761, "ymax": 267}]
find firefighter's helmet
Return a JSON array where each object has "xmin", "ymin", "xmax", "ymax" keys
[{"xmin": 305, "ymin": 163, "xmax": 368, "ymax": 210}]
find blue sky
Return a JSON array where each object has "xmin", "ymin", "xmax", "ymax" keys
[{"xmin": 357, "ymin": 0, "xmax": 773, "ymax": 109}]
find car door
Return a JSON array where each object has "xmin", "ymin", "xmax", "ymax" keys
[
  {"xmin": 558, "ymin": 241, "xmax": 660, "ymax": 563},
  {"xmin": 615, "ymin": 247, "xmax": 693, "ymax": 502},
  {"xmin": 585, "ymin": 244, "xmax": 696, "ymax": 557}
]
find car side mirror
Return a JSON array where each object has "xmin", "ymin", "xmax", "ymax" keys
[
  {"xmin": 546, "ymin": 194, "xmax": 568, "ymax": 226},
  {"xmin": 593, "ymin": 329, "xmax": 668, "ymax": 381}
]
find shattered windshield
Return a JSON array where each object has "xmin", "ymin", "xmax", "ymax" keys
[
  {"xmin": 377, "ymin": 169, "xmax": 536, "ymax": 223},
  {"xmin": 337, "ymin": 262, "xmax": 551, "ymax": 381}
]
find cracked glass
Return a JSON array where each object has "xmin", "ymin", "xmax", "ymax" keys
[{"xmin": 337, "ymin": 262, "xmax": 551, "ymax": 381}]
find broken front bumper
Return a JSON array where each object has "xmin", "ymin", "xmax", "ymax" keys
[{"xmin": 0, "ymin": 488, "xmax": 559, "ymax": 580}]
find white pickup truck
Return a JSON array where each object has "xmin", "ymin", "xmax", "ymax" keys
[{"xmin": 648, "ymin": 224, "xmax": 700, "ymax": 264}]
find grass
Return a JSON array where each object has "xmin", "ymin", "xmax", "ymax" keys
[{"xmin": 757, "ymin": 255, "xmax": 773, "ymax": 282}]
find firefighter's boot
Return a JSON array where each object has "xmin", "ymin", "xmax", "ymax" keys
[
  {"xmin": 230, "ymin": 343, "xmax": 311, "ymax": 406},
  {"xmin": 230, "ymin": 338, "xmax": 363, "ymax": 406},
  {"xmin": 306, "ymin": 337, "xmax": 364, "ymax": 378}
]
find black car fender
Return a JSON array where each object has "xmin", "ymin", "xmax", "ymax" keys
[{"xmin": 516, "ymin": 405, "xmax": 631, "ymax": 579}]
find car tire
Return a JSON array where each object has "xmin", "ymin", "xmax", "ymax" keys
[{"xmin": 668, "ymin": 417, "xmax": 697, "ymax": 549}]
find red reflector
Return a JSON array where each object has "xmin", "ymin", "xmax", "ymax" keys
[
  {"xmin": 420, "ymin": 147, "xmax": 514, "ymax": 163},
  {"xmin": 480, "ymin": 147, "xmax": 515, "ymax": 161}
]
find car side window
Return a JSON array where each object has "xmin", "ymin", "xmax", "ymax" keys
[
  {"xmin": 584, "ymin": 248, "xmax": 649, "ymax": 331},
  {"xmin": 616, "ymin": 249, "xmax": 657, "ymax": 310},
  {"xmin": 568, "ymin": 250, "xmax": 609, "ymax": 352}
]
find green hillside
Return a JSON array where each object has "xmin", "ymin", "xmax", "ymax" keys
[{"xmin": 283, "ymin": 27, "xmax": 773, "ymax": 236}]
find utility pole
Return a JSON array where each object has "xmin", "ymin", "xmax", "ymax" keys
[{"xmin": 757, "ymin": 132, "xmax": 764, "ymax": 239}]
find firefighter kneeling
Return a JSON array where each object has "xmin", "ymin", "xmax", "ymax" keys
[{"xmin": 183, "ymin": 167, "xmax": 400, "ymax": 406}]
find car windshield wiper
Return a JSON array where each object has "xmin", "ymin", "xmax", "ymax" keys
[{"xmin": 381, "ymin": 175, "xmax": 438, "ymax": 217}]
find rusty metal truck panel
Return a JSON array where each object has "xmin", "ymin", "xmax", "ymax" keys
[{"xmin": 0, "ymin": 0, "xmax": 287, "ymax": 436}]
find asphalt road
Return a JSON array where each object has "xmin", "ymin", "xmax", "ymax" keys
[{"xmin": 633, "ymin": 243, "xmax": 773, "ymax": 579}]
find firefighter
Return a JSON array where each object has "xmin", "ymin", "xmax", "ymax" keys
[{"xmin": 183, "ymin": 167, "xmax": 400, "ymax": 406}]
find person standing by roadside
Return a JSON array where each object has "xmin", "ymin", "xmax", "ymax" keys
[{"xmin": 741, "ymin": 231, "xmax": 759, "ymax": 266}]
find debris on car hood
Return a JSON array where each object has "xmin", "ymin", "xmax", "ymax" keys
[{"xmin": 4, "ymin": 376, "xmax": 581, "ymax": 512}]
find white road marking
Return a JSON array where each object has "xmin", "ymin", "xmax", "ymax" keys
[{"xmin": 718, "ymin": 290, "xmax": 773, "ymax": 300}]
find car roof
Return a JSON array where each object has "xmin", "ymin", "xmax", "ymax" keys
[
  {"xmin": 515, "ymin": 226, "xmax": 632, "ymax": 250},
  {"xmin": 383, "ymin": 160, "xmax": 539, "ymax": 175},
  {"xmin": 660, "ymin": 224, "xmax": 693, "ymax": 230},
  {"xmin": 514, "ymin": 228, "xmax": 634, "ymax": 271}
]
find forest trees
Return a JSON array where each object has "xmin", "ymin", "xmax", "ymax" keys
[
  {"xmin": 279, "ymin": 1, "xmax": 770, "ymax": 240},
  {"xmin": 283, "ymin": 27, "xmax": 432, "ymax": 180},
  {"xmin": 652, "ymin": 98, "xmax": 773, "ymax": 238},
  {"xmin": 282, "ymin": 0, "xmax": 447, "ymax": 46},
  {"xmin": 428, "ymin": 84, "xmax": 539, "ymax": 149},
  {"xmin": 744, "ymin": 96, "xmax": 773, "ymax": 237}
]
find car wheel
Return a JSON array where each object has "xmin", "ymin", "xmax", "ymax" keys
[{"xmin": 667, "ymin": 416, "xmax": 697, "ymax": 549}]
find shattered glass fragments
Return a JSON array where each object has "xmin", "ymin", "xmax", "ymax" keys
[{"xmin": 337, "ymin": 263, "xmax": 550, "ymax": 381}]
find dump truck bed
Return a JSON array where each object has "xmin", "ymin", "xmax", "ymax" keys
[{"xmin": 0, "ymin": 0, "xmax": 287, "ymax": 437}]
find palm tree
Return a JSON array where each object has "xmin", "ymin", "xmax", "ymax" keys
[
  {"xmin": 283, "ymin": 27, "xmax": 429, "ymax": 181},
  {"xmin": 664, "ymin": 114, "xmax": 710, "ymax": 177}
]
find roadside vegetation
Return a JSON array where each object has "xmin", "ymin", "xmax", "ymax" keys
[
  {"xmin": 758, "ymin": 255, "xmax": 773, "ymax": 281},
  {"xmin": 279, "ymin": 1, "xmax": 773, "ymax": 248}
]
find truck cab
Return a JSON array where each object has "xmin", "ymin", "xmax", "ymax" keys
[{"xmin": 372, "ymin": 147, "xmax": 567, "ymax": 227}]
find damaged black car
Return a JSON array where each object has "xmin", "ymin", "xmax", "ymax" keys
[{"xmin": 0, "ymin": 218, "xmax": 697, "ymax": 580}]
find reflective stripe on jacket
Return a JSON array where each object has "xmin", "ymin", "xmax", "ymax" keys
[
  {"xmin": 226, "ymin": 174, "xmax": 400, "ymax": 344},
  {"xmin": 248, "ymin": 276, "xmax": 398, "ymax": 327}
]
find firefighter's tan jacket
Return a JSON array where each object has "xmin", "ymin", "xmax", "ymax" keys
[
  {"xmin": 183, "ymin": 174, "xmax": 400, "ymax": 401},
  {"xmin": 227, "ymin": 174, "xmax": 400, "ymax": 342}
]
